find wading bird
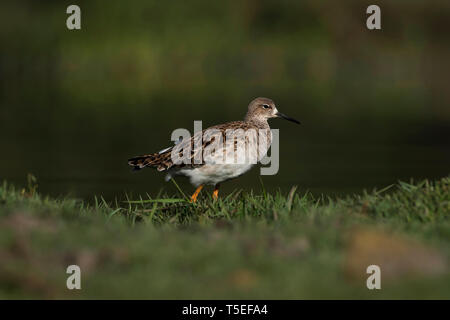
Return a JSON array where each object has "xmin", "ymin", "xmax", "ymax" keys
[{"xmin": 128, "ymin": 97, "xmax": 299, "ymax": 202}]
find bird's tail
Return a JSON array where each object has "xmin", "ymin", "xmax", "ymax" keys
[{"xmin": 128, "ymin": 153, "xmax": 172, "ymax": 172}]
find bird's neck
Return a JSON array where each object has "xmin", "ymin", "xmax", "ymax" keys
[{"xmin": 244, "ymin": 116, "xmax": 270, "ymax": 130}]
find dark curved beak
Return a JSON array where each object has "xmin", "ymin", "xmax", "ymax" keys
[{"xmin": 276, "ymin": 112, "xmax": 300, "ymax": 125}]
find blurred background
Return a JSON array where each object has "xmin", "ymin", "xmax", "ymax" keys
[{"xmin": 0, "ymin": 0, "xmax": 449, "ymax": 200}]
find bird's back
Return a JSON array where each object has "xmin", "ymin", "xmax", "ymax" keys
[{"xmin": 128, "ymin": 120, "xmax": 271, "ymax": 172}]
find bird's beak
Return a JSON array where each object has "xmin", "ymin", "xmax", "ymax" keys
[{"xmin": 276, "ymin": 111, "xmax": 300, "ymax": 125}]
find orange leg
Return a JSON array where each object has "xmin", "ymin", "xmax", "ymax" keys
[
  {"xmin": 212, "ymin": 184, "xmax": 220, "ymax": 200},
  {"xmin": 190, "ymin": 185, "xmax": 204, "ymax": 203}
]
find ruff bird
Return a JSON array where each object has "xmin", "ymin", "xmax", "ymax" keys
[{"xmin": 128, "ymin": 97, "xmax": 299, "ymax": 202}]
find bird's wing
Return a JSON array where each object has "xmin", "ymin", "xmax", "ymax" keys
[
  {"xmin": 129, "ymin": 121, "xmax": 267, "ymax": 171},
  {"xmin": 170, "ymin": 121, "xmax": 267, "ymax": 167}
]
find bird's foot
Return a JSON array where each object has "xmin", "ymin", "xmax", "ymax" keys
[
  {"xmin": 190, "ymin": 185, "xmax": 204, "ymax": 203},
  {"xmin": 212, "ymin": 184, "xmax": 220, "ymax": 200}
]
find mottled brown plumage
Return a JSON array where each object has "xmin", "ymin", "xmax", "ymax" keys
[{"xmin": 128, "ymin": 120, "xmax": 268, "ymax": 172}]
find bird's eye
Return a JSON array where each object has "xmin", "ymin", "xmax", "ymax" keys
[{"xmin": 262, "ymin": 104, "xmax": 271, "ymax": 109}]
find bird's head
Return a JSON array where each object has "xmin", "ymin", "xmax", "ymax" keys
[{"xmin": 245, "ymin": 97, "xmax": 300, "ymax": 125}]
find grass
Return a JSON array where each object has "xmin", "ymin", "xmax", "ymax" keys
[{"xmin": 0, "ymin": 176, "xmax": 449, "ymax": 299}]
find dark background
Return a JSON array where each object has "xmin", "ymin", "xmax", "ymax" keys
[{"xmin": 0, "ymin": 0, "xmax": 449, "ymax": 200}]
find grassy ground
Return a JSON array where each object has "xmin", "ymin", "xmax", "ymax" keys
[{"xmin": 0, "ymin": 176, "xmax": 449, "ymax": 299}]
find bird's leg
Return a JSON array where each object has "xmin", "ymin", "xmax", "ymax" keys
[
  {"xmin": 190, "ymin": 185, "xmax": 204, "ymax": 203},
  {"xmin": 212, "ymin": 184, "xmax": 220, "ymax": 200}
]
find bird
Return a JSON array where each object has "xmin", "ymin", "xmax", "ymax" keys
[{"xmin": 128, "ymin": 97, "xmax": 300, "ymax": 202}]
